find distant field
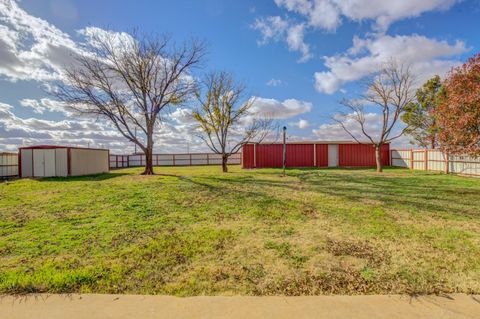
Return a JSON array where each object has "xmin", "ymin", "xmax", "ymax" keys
[{"xmin": 0, "ymin": 166, "xmax": 479, "ymax": 295}]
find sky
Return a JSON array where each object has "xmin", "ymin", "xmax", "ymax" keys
[{"xmin": 0, "ymin": 0, "xmax": 479, "ymax": 153}]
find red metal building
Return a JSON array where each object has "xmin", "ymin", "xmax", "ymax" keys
[{"xmin": 242, "ymin": 142, "xmax": 390, "ymax": 168}]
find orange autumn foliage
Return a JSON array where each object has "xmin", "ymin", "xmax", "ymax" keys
[{"xmin": 436, "ymin": 53, "xmax": 480, "ymax": 156}]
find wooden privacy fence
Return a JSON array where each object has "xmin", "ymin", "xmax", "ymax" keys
[
  {"xmin": 0, "ymin": 152, "xmax": 18, "ymax": 178},
  {"xmin": 110, "ymin": 153, "xmax": 241, "ymax": 169},
  {"xmin": 391, "ymin": 149, "xmax": 480, "ymax": 176}
]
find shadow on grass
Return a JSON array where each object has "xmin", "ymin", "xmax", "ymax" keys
[
  {"xmin": 296, "ymin": 171, "xmax": 480, "ymax": 218},
  {"xmin": 199, "ymin": 168, "xmax": 480, "ymax": 219},
  {"xmin": 38, "ymin": 172, "xmax": 130, "ymax": 182},
  {"xmin": 176, "ymin": 175, "xmax": 311, "ymax": 221}
]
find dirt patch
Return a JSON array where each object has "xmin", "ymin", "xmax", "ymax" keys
[{"xmin": 326, "ymin": 238, "xmax": 390, "ymax": 266}]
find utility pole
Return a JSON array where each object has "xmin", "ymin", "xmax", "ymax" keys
[{"xmin": 282, "ymin": 126, "xmax": 286, "ymax": 177}]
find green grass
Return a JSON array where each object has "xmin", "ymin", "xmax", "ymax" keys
[{"xmin": 0, "ymin": 166, "xmax": 479, "ymax": 295}]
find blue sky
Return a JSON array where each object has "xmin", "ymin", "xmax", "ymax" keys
[{"xmin": 0, "ymin": 0, "xmax": 479, "ymax": 153}]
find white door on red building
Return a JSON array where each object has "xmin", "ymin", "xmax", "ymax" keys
[{"xmin": 328, "ymin": 144, "xmax": 339, "ymax": 167}]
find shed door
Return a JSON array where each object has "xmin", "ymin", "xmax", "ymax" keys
[
  {"xmin": 44, "ymin": 150, "xmax": 56, "ymax": 177},
  {"xmin": 55, "ymin": 149, "xmax": 68, "ymax": 177},
  {"xmin": 33, "ymin": 150, "xmax": 45, "ymax": 177},
  {"xmin": 21, "ymin": 149, "xmax": 33, "ymax": 177},
  {"xmin": 33, "ymin": 149, "xmax": 56, "ymax": 177},
  {"xmin": 328, "ymin": 144, "xmax": 339, "ymax": 167}
]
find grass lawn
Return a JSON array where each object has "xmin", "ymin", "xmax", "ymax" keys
[{"xmin": 1, "ymin": 166, "xmax": 479, "ymax": 296}]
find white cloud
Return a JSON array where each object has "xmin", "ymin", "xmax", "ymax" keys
[
  {"xmin": 20, "ymin": 99, "xmax": 46, "ymax": 114},
  {"xmin": 289, "ymin": 119, "xmax": 310, "ymax": 129},
  {"xmin": 254, "ymin": 0, "xmax": 463, "ymax": 69},
  {"xmin": 19, "ymin": 98, "xmax": 77, "ymax": 116},
  {"xmin": 77, "ymin": 26, "xmax": 135, "ymax": 51},
  {"xmin": 0, "ymin": 102, "xmax": 132, "ymax": 152},
  {"xmin": 252, "ymin": 16, "xmax": 312, "ymax": 62},
  {"xmin": 313, "ymin": 112, "xmax": 383, "ymax": 141},
  {"xmin": 0, "ymin": 1, "xmax": 210, "ymax": 154},
  {"xmin": 253, "ymin": 16, "xmax": 289, "ymax": 44},
  {"xmin": 274, "ymin": 0, "xmax": 341, "ymax": 31},
  {"xmin": 286, "ymin": 23, "xmax": 312, "ymax": 62},
  {"xmin": 0, "ymin": 0, "xmax": 82, "ymax": 82},
  {"xmin": 251, "ymin": 97, "xmax": 312, "ymax": 119},
  {"xmin": 314, "ymin": 34, "xmax": 468, "ymax": 93},
  {"xmin": 312, "ymin": 112, "xmax": 410, "ymax": 146},
  {"xmin": 273, "ymin": 0, "xmax": 459, "ymax": 32},
  {"xmin": 266, "ymin": 78, "xmax": 283, "ymax": 86}
]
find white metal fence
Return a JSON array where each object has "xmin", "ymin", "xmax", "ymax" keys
[
  {"xmin": 110, "ymin": 153, "xmax": 241, "ymax": 169},
  {"xmin": 0, "ymin": 153, "xmax": 18, "ymax": 178},
  {"xmin": 391, "ymin": 149, "xmax": 480, "ymax": 176}
]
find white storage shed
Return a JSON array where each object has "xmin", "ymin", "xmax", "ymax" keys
[{"xmin": 19, "ymin": 146, "xmax": 109, "ymax": 178}]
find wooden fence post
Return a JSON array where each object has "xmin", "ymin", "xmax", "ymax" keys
[
  {"xmin": 207, "ymin": 154, "xmax": 209, "ymax": 165},
  {"xmin": 445, "ymin": 151, "xmax": 449, "ymax": 174},
  {"xmin": 424, "ymin": 150, "xmax": 428, "ymax": 171},
  {"xmin": 173, "ymin": 154, "xmax": 176, "ymax": 166}
]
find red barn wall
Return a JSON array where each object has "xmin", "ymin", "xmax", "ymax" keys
[
  {"xmin": 256, "ymin": 144, "xmax": 283, "ymax": 168},
  {"xmin": 286, "ymin": 144, "xmax": 314, "ymax": 167},
  {"xmin": 338, "ymin": 144, "xmax": 390, "ymax": 167},
  {"xmin": 315, "ymin": 144, "xmax": 328, "ymax": 167},
  {"xmin": 241, "ymin": 143, "xmax": 390, "ymax": 168},
  {"xmin": 242, "ymin": 144, "xmax": 255, "ymax": 168}
]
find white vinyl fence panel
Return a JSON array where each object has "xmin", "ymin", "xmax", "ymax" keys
[
  {"xmin": 0, "ymin": 153, "xmax": 18, "ymax": 178},
  {"xmin": 427, "ymin": 150, "xmax": 446, "ymax": 172},
  {"xmin": 110, "ymin": 153, "xmax": 241, "ymax": 169},
  {"xmin": 391, "ymin": 149, "xmax": 480, "ymax": 177},
  {"xmin": 449, "ymin": 155, "xmax": 480, "ymax": 176},
  {"xmin": 391, "ymin": 150, "xmax": 410, "ymax": 168}
]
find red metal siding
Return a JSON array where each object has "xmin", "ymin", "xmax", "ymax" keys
[
  {"xmin": 241, "ymin": 142, "xmax": 389, "ymax": 169},
  {"xmin": 315, "ymin": 144, "xmax": 328, "ymax": 167},
  {"xmin": 382, "ymin": 144, "xmax": 390, "ymax": 166},
  {"xmin": 256, "ymin": 144, "xmax": 283, "ymax": 168},
  {"xmin": 338, "ymin": 144, "xmax": 390, "ymax": 167},
  {"xmin": 242, "ymin": 144, "xmax": 255, "ymax": 168},
  {"xmin": 286, "ymin": 144, "xmax": 314, "ymax": 167}
]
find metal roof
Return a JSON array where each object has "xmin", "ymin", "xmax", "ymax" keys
[
  {"xmin": 18, "ymin": 145, "xmax": 109, "ymax": 151},
  {"xmin": 245, "ymin": 140, "xmax": 389, "ymax": 145}
]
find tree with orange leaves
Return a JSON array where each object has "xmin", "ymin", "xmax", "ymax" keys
[{"xmin": 436, "ymin": 53, "xmax": 480, "ymax": 156}]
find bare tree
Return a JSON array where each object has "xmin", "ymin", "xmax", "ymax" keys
[
  {"xmin": 334, "ymin": 61, "xmax": 415, "ymax": 172},
  {"xmin": 192, "ymin": 71, "xmax": 273, "ymax": 172},
  {"xmin": 55, "ymin": 31, "xmax": 205, "ymax": 175}
]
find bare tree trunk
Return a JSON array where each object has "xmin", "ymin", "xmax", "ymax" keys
[
  {"xmin": 142, "ymin": 148, "xmax": 154, "ymax": 175},
  {"xmin": 222, "ymin": 154, "xmax": 229, "ymax": 173},
  {"xmin": 375, "ymin": 145, "xmax": 383, "ymax": 173},
  {"xmin": 142, "ymin": 132, "xmax": 155, "ymax": 175}
]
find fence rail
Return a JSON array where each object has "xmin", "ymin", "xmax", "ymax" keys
[
  {"xmin": 0, "ymin": 152, "xmax": 18, "ymax": 178},
  {"xmin": 110, "ymin": 153, "xmax": 241, "ymax": 169},
  {"xmin": 391, "ymin": 149, "xmax": 480, "ymax": 176}
]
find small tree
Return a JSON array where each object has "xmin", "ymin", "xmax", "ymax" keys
[
  {"xmin": 334, "ymin": 61, "xmax": 416, "ymax": 172},
  {"xmin": 55, "ymin": 31, "xmax": 205, "ymax": 175},
  {"xmin": 192, "ymin": 71, "xmax": 273, "ymax": 172},
  {"xmin": 401, "ymin": 75, "xmax": 444, "ymax": 149},
  {"xmin": 436, "ymin": 53, "xmax": 480, "ymax": 156}
]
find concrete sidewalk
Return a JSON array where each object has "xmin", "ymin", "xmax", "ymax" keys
[{"xmin": 1, "ymin": 294, "xmax": 479, "ymax": 319}]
